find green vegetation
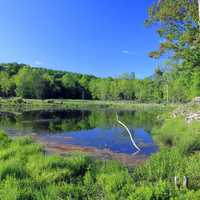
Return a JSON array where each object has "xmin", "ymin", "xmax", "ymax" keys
[
  {"xmin": 0, "ymin": 1, "xmax": 199, "ymax": 103},
  {"xmin": 146, "ymin": 0, "xmax": 200, "ymax": 102},
  {"xmin": 0, "ymin": 105, "xmax": 164, "ymax": 134},
  {"xmin": 153, "ymin": 104, "xmax": 200, "ymax": 153},
  {"xmin": 0, "ymin": 103, "xmax": 199, "ymax": 200},
  {"xmin": 153, "ymin": 118, "xmax": 200, "ymax": 154},
  {"xmin": 0, "ymin": 97, "xmax": 172, "ymax": 113},
  {"xmin": 0, "ymin": 0, "xmax": 200, "ymax": 199},
  {"xmin": 0, "ymin": 108, "xmax": 200, "ymax": 200},
  {"xmin": 0, "ymin": 60, "xmax": 199, "ymax": 103}
]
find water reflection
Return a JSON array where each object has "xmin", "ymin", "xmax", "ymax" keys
[
  {"xmin": 0, "ymin": 109, "xmax": 159, "ymax": 133},
  {"xmin": 0, "ymin": 108, "xmax": 160, "ymax": 161},
  {"xmin": 39, "ymin": 127, "xmax": 157, "ymax": 155}
]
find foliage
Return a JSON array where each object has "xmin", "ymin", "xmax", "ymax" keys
[
  {"xmin": 146, "ymin": 0, "xmax": 200, "ymax": 102},
  {"xmin": 153, "ymin": 116, "xmax": 200, "ymax": 154},
  {"xmin": 0, "ymin": 130, "xmax": 200, "ymax": 199},
  {"xmin": 146, "ymin": 0, "xmax": 199, "ymax": 60},
  {"xmin": 0, "ymin": 104, "xmax": 167, "ymax": 134},
  {"xmin": 1, "ymin": 62, "xmax": 199, "ymax": 102}
]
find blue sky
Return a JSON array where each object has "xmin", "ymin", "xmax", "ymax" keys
[{"xmin": 0, "ymin": 0, "xmax": 162, "ymax": 78}]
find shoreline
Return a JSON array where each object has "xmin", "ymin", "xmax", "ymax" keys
[{"xmin": 0, "ymin": 98, "xmax": 176, "ymax": 114}]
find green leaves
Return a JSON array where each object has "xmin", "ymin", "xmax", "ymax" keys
[{"xmin": 147, "ymin": 0, "xmax": 199, "ymax": 61}]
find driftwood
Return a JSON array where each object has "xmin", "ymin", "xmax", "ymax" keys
[
  {"xmin": 174, "ymin": 176, "xmax": 189, "ymax": 189},
  {"xmin": 183, "ymin": 176, "xmax": 189, "ymax": 188},
  {"xmin": 116, "ymin": 113, "xmax": 140, "ymax": 153}
]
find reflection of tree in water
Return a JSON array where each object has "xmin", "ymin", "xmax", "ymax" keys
[
  {"xmin": 0, "ymin": 110, "xmax": 92, "ymax": 133},
  {"xmin": 0, "ymin": 112, "xmax": 29, "ymax": 131},
  {"xmin": 22, "ymin": 109, "xmax": 92, "ymax": 133},
  {"xmin": 115, "ymin": 109, "xmax": 160, "ymax": 133},
  {"xmin": 0, "ymin": 108, "xmax": 162, "ymax": 134}
]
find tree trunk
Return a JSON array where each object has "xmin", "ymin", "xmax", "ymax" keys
[{"xmin": 198, "ymin": 0, "xmax": 200, "ymax": 25}]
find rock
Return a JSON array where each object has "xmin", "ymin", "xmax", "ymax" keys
[
  {"xmin": 186, "ymin": 112, "xmax": 200, "ymax": 123},
  {"xmin": 172, "ymin": 107, "xmax": 187, "ymax": 118},
  {"xmin": 193, "ymin": 97, "xmax": 200, "ymax": 104}
]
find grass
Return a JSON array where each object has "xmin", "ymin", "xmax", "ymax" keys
[
  {"xmin": 0, "ymin": 128, "xmax": 200, "ymax": 199},
  {"xmin": 0, "ymin": 102, "xmax": 200, "ymax": 199},
  {"xmin": 152, "ymin": 105, "xmax": 200, "ymax": 154},
  {"xmin": 0, "ymin": 97, "xmax": 175, "ymax": 114}
]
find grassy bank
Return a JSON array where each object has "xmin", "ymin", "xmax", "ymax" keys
[
  {"xmin": 152, "ymin": 103, "xmax": 200, "ymax": 154},
  {"xmin": 1, "ymin": 113, "xmax": 200, "ymax": 199},
  {"xmin": 0, "ymin": 97, "xmax": 175, "ymax": 113},
  {"xmin": 0, "ymin": 100, "xmax": 200, "ymax": 199}
]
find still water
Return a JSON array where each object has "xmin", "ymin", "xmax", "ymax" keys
[{"xmin": 0, "ymin": 108, "xmax": 161, "ymax": 164}]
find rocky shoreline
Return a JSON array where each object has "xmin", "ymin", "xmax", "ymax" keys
[{"xmin": 172, "ymin": 97, "xmax": 200, "ymax": 123}]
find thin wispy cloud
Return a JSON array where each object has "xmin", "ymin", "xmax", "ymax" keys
[
  {"xmin": 34, "ymin": 60, "xmax": 43, "ymax": 66},
  {"xmin": 121, "ymin": 49, "xmax": 136, "ymax": 55},
  {"xmin": 121, "ymin": 50, "xmax": 129, "ymax": 54}
]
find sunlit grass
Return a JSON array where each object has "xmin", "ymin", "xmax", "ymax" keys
[
  {"xmin": 0, "ymin": 97, "xmax": 175, "ymax": 113},
  {"xmin": 0, "ymin": 128, "xmax": 200, "ymax": 199},
  {"xmin": 153, "ymin": 118, "xmax": 200, "ymax": 154}
]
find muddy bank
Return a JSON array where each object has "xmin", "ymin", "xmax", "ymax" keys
[{"xmin": 39, "ymin": 140, "xmax": 148, "ymax": 166}]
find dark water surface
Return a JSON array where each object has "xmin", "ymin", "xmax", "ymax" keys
[{"xmin": 0, "ymin": 108, "xmax": 161, "ymax": 163}]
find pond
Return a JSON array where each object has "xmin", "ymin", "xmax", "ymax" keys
[{"xmin": 0, "ymin": 108, "xmax": 161, "ymax": 165}]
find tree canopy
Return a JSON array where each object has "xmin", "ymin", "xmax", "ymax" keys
[
  {"xmin": 0, "ymin": 61, "xmax": 198, "ymax": 103},
  {"xmin": 0, "ymin": 2, "xmax": 199, "ymax": 103}
]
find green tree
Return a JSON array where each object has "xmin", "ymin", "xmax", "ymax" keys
[
  {"xmin": 147, "ymin": 0, "xmax": 199, "ymax": 62},
  {"xmin": 0, "ymin": 71, "xmax": 15, "ymax": 97},
  {"xmin": 62, "ymin": 73, "xmax": 82, "ymax": 99},
  {"xmin": 190, "ymin": 71, "xmax": 200, "ymax": 98},
  {"xmin": 147, "ymin": 0, "xmax": 200, "ymax": 100},
  {"xmin": 15, "ymin": 68, "xmax": 44, "ymax": 98}
]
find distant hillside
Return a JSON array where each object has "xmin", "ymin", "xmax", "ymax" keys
[{"xmin": 0, "ymin": 62, "xmax": 198, "ymax": 103}]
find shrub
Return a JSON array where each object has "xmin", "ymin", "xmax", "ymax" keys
[
  {"xmin": 65, "ymin": 154, "xmax": 93, "ymax": 179},
  {"xmin": 95, "ymin": 171, "xmax": 135, "ymax": 199},
  {"xmin": 0, "ymin": 131, "xmax": 11, "ymax": 147},
  {"xmin": 0, "ymin": 160, "xmax": 28, "ymax": 180},
  {"xmin": 184, "ymin": 153, "xmax": 200, "ymax": 190},
  {"xmin": 0, "ymin": 148, "xmax": 16, "ymax": 161},
  {"xmin": 127, "ymin": 185, "xmax": 153, "ymax": 200},
  {"xmin": 12, "ymin": 97, "xmax": 25, "ymax": 105},
  {"xmin": 0, "ymin": 127, "xmax": 200, "ymax": 199},
  {"xmin": 0, "ymin": 177, "xmax": 19, "ymax": 200},
  {"xmin": 45, "ymin": 99, "xmax": 55, "ymax": 104},
  {"xmin": 132, "ymin": 149, "xmax": 185, "ymax": 182},
  {"xmin": 153, "ymin": 118, "xmax": 200, "ymax": 154}
]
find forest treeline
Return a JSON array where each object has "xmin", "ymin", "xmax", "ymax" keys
[
  {"xmin": 1, "ymin": 1, "xmax": 200, "ymax": 103},
  {"xmin": 0, "ymin": 62, "xmax": 199, "ymax": 103}
]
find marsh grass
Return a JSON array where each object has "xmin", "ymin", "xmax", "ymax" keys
[
  {"xmin": 0, "ymin": 98, "xmax": 174, "ymax": 114},
  {"xmin": 0, "ymin": 101, "xmax": 199, "ymax": 199},
  {"xmin": 0, "ymin": 129, "xmax": 200, "ymax": 199},
  {"xmin": 153, "ymin": 118, "xmax": 200, "ymax": 154}
]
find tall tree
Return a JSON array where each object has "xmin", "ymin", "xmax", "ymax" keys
[
  {"xmin": 0, "ymin": 71, "xmax": 15, "ymax": 97},
  {"xmin": 198, "ymin": 0, "xmax": 200, "ymax": 22},
  {"xmin": 147, "ymin": 0, "xmax": 199, "ymax": 64},
  {"xmin": 15, "ymin": 68, "xmax": 44, "ymax": 99}
]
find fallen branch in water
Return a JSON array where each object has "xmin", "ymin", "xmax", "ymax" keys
[{"xmin": 116, "ymin": 113, "xmax": 140, "ymax": 152}]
